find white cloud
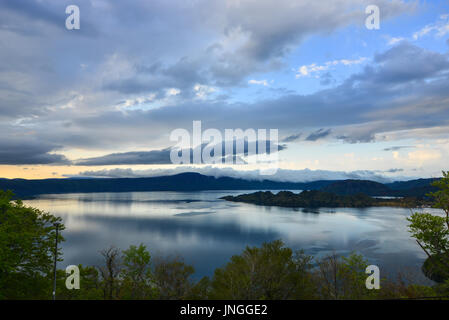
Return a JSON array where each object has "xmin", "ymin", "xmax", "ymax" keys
[
  {"xmin": 413, "ymin": 14, "xmax": 449, "ymax": 40},
  {"xmin": 407, "ymin": 149, "xmax": 441, "ymax": 162},
  {"xmin": 73, "ymin": 166, "xmax": 407, "ymax": 183},
  {"xmin": 166, "ymin": 88, "xmax": 181, "ymax": 96},
  {"xmin": 248, "ymin": 79, "xmax": 269, "ymax": 86},
  {"xmin": 296, "ymin": 64, "xmax": 328, "ymax": 78},
  {"xmin": 295, "ymin": 57, "xmax": 367, "ymax": 78},
  {"xmin": 387, "ymin": 37, "xmax": 405, "ymax": 45},
  {"xmin": 118, "ymin": 94, "xmax": 157, "ymax": 108},
  {"xmin": 193, "ymin": 84, "xmax": 217, "ymax": 99},
  {"xmin": 392, "ymin": 146, "xmax": 442, "ymax": 167}
]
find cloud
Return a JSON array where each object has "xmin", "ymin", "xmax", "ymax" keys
[
  {"xmin": 248, "ymin": 79, "xmax": 269, "ymax": 86},
  {"xmin": 193, "ymin": 84, "xmax": 217, "ymax": 99},
  {"xmin": 384, "ymin": 168, "xmax": 404, "ymax": 173},
  {"xmin": 383, "ymin": 146, "xmax": 415, "ymax": 151},
  {"xmin": 387, "ymin": 36, "xmax": 406, "ymax": 45},
  {"xmin": 413, "ymin": 14, "xmax": 449, "ymax": 40},
  {"xmin": 2, "ymin": 0, "xmax": 445, "ymax": 171},
  {"xmin": 71, "ymin": 166, "xmax": 410, "ymax": 183},
  {"xmin": 75, "ymin": 140, "xmax": 285, "ymax": 166},
  {"xmin": 281, "ymin": 133, "xmax": 302, "ymax": 143},
  {"xmin": 319, "ymin": 72, "xmax": 335, "ymax": 86},
  {"xmin": 305, "ymin": 129, "xmax": 332, "ymax": 141},
  {"xmin": 8, "ymin": 41, "xmax": 448, "ymax": 152},
  {"xmin": 407, "ymin": 149, "xmax": 441, "ymax": 162},
  {"xmin": 75, "ymin": 148, "xmax": 173, "ymax": 166},
  {"xmin": 364, "ymin": 42, "xmax": 449, "ymax": 83},
  {"xmin": 296, "ymin": 64, "xmax": 328, "ymax": 78},
  {"xmin": 0, "ymin": 139, "xmax": 69, "ymax": 165},
  {"xmin": 211, "ymin": 0, "xmax": 410, "ymax": 81},
  {"xmin": 296, "ymin": 57, "xmax": 367, "ymax": 78},
  {"xmin": 0, "ymin": 0, "xmax": 410, "ymax": 116},
  {"xmin": 391, "ymin": 147, "xmax": 443, "ymax": 167},
  {"xmin": 1, "ymin": 0, "xmax": 72, "ymax": 31}
]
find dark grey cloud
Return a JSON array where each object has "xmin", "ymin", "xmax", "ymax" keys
[
  {"xmin": 320, "ymin": 72, "xmax": 335, "ymax": 86},
  {"xmin": 352, "ymin": 42, "xmax": 449, "ymax": 85},
  {"xmin": 0, "ymin": 139, "xmax": 69, "ymax": 165},
  {"xmin": 103, "ymin": 58, "xmax": 208, "ymax": 99},
  {"xmin": 208, "ymin": 0, "xmax": 411, "ymax": 83},
  {"xmin": 383, "ymin": 146, "xmax": 415, "ymax": 151},
  {"xmin": 384, "ymin": 168, "xmax": 404, "ymax": 173},
  {"xmin": 22, "ymin": 41, "xmax": 449, "ymax": 152},
  {"xmin": 75, "ymin": 140, "xmax": 285, "ymax": 166},
  {"xmin": 282, "ymin": 133, "xmax": 302, "ymax": 143},
  {"xmin": 0, "ymin": 0, "xmax": 413, "ymax": 121},
  {"xmin": 305, "ymin": 129, "xmax": 332, "ymax": 141},
  {"xmin": 75, "ymin": 148, "xmax": 173, "ymax": 166},
  {"xmin": 1, "ymin": 1, "xmax": 444, "ymax": 164},
  {"xmin": 0, "ymin": 0, "xmax": 99, "ymax": 38},
  {"xmin": 1, "ymin": 0, "xmax": 65, "ymax": 30}
]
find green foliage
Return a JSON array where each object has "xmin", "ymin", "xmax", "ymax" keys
[
  {"xmin": 120, "ymin": 244, "xmax": 156, "ymax": 299},
  {"xmin": 0, "ymin": 190, "xmax": 64, "ymax": 299},
  {"xmin": 407, "ymin": 171, "xmax": 449, "ymax": 282},
  {"xmin": 153, "ymin": 255, "xmax": 195, "ymax": 299},
  {"xmin": 222, "ymin": 190, "xmax": 426, "ymax": 208},
  {"xmin": 379, "ymin": 282, "xmax": 438, "ymax": 299},
  {"xmin": 339, "ymin": 254, "xmax": 372, "ymax": 299},
  {"xmin": 57, "ymin": 265, "xmax": 103, "ymax": 300},
  {"xmin": 434, "ymin": 279, "xmax": 449, "ymax": 298},
  {"xmin": 4, "ymin": 184, "xmax": 449, "ymax": 300},
  {"xmin": 429, "ymin": 171, "xmax": 449, "ymax": 215},
  {"xmin": 315, "ymin": 252, "xmax": 375, "ymax": 300},
  {"xmin": 210, "ymin": 240, "xmax": 315, "ymax": 299},
  {"xmin": 408, "ymin": 213, "xmax": 449, "ymax": 256},
  {"xmin": 187, "ymin": 276, "xmax": 211, "ymax": 299},
  {"xmin": 98, "ymin": 246, "xmax": 122, "ymax": 299}
]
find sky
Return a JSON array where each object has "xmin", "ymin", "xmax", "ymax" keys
[{"xmin": 0, "ymin": 0, "xmax": 449, "ymax": 181}]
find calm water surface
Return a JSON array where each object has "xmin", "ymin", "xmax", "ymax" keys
[{"xmin": 24, "ymin": 190, "xmax": 440, "ymax": 282}]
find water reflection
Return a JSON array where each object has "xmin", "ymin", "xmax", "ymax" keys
[{"xmin": 25, "ymin": 190, "xmax": 440, "ymax": 282}]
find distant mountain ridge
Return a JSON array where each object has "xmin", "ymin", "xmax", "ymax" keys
[
  {"xmin": 319, "ymin": 178, "xmax": 439, "ymax": 197},
  {"xmin": 0, "ymin": 172, "xmax": 335, "ymax": 198},
  {"xmin": 321, "ymin": 180, "xmax": 391, "ymax": 196},
  {"xmin": 0, "ymin": 172, "xmax": 439, "ymax": 198}
]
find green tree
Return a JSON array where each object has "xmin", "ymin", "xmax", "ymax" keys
[
  {"xmin": 210, "ymin": 240, "xmax": 315, "ymax": 299},
  {"xmin": 120, "ymin": 244, "xmax": 156, "ymax": 299},
  {"xmin": 315, "ymin": 252, "xmax": 373, "ymax": 299},
  {"xmin": 0, "ymin": 190, "xmax": 64, "ymax": 299},
  {"xmin": 186, "ymin": 276, "xmax": 211, "ymax": 299},
  {"xmin": 98, "ymin": 246, "xmax": 122, "ymax": 300},
  {"xmin": 408, "ymin": 171, "xmax": 449, "ymax": 282},
  {"xmin": 153, "ymin": 255, "xmax": 195, "ymax": 299},
  {"xmin": 56, "ymin": 264, "xmax": 103, "ymax": 300}
]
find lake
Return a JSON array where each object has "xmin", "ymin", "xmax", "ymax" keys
[{"xmin": 24, "ymin": 190, "xmax": 440, "ymax": 283}]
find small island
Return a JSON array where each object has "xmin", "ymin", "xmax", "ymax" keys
[{"xmin": 221, "ymin": 190, "xmax": 430, "ymax": 208}]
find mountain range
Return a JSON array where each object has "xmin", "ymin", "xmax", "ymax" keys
[{"xmin": 0, "ymin": 172, "xmax": 439, "ymax": 199}]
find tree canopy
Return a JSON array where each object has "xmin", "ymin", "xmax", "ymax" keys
[
  {"xmin": 408, "ymin": 171, "xmax": 449, "ymax": 283},
  {"xmin": 0, "ymin": 190, "xmax": 64, "ymax": 299}
]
